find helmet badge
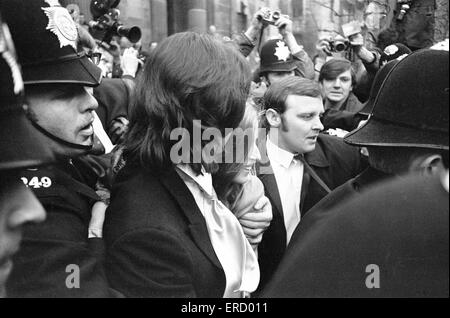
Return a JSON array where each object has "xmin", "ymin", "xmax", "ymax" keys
[
  {"xmin": 42, "ymin": 0, "xmax": 78, "ymax": 50},
  {"xmin": 274, "ymin": 41, "xmax": 291, "ymax": 62}
]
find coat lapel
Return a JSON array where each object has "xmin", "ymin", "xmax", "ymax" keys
[
  {"xmin": 159, "ymin": 168, "xmax": 223, "ymax": 270},
  {"xmin": 299, "ymin": 170, "xmax": 310, "ymax": 214},
  {"xmin": 257, "ymin": 135, "xmax": 284, "ymax": 223},
  {"xmin": 300, "ymin": 137, "xmax": 331, "ymax": 212}
]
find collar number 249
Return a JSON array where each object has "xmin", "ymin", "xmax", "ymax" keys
[{"xmin": 21, "ymin": 176, "xmax": 52, "ymax": 189}]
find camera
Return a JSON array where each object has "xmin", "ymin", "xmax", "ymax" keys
[
  {"xmin": 258, "ymin": 8, "xmax": 283, "ymax": 26},
  {"xmin": 329, "ymin": 35, "xmax": 349, "ymax": 53},
  {"xmin": 88, "ymin": 0, "xmax": 141, "ymax": 44}
]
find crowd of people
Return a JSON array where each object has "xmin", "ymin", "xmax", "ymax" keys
[{"xmin": 0, "ymin": 0, "xmax": 448, "ymax": 298}]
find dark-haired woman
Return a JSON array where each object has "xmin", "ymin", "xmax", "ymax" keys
[
  {"xmin": 104, "ymin": 32, "xmax": 259, "ymax": 298},
  {"xmin": 214, "ymin": 102, "xmax": 272, "ymax": 253}
]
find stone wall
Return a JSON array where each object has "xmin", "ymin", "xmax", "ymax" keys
[{"xmin": 60, "ymin": 0, "xmax": 448, "ymax": 54}]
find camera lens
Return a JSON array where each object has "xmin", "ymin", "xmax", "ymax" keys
[
  {"xmin": 272, "ymin": 11, "xmax": 281, "ymax": 20},
  {"xmin": 334, "ymin": 41, "xmax": 346, "ymax": 52}
]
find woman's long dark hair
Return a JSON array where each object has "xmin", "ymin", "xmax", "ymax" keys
[
  {"xmin": 213, "ymin": 101, "xmax": 259, "ymax": 209},
  {"xmin": 123, "ymin": 32, "xmax": 251, "ymax": 173}
]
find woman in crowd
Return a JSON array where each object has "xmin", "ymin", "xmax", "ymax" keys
[
  {"xmin": 213, "ymin": 101, "xmax": 271, "ymax": 251},
  {"xmin": 104, "ymin": 32, "xmax": 260, "ymax": 298}
]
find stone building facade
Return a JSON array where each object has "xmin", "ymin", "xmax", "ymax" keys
[{"xmin": 61, "ymin": 0, "xmax": 447, "ymax": 55}]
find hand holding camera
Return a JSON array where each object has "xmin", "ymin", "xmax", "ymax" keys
[
  {"xmin": 121, "ymin": 47, "xmax": 143, "ymax": 78},
  {"xmin": 257, "ymin": 7, "xmax": 291, "ymax": 29},
  {"xmin": 251, "ymin": 8, "xmax": 271, "ymax": 30},
  {"xmin": 274, "ymin": 15, "xmax": 293, "ymax": 36},
  {"xmin": 316, "ymin": 35, "xmax": 350, "ymax": 56},
  {"xmin": 316, "ymin": 38, "xmax": 332, "ymax": 56},
  {"xmin": 329, "ymin": 34, "xmax": 350, "ymax": 53},
  {"xmin": 348, "ymin": 33, "xmax": 364, "ymax": 47},
  {"xmin": 245, "ymin": 8, "xmax": 292, "ymax": 46},
  {"xmin": 396, "ymin": 0, "xmax": 412, "ymax": 21}
]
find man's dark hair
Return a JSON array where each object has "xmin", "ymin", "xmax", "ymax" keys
[
  {"xmin": 262, "ymin": 77, "xmax": 322, "ymax": 129},
  {"xmin": 123, "ymin": 32, "xmax": 251, "ymax": 172},
  {"xmin": 318, "ymin": 58, "xmax": 356, "ymax": 87}
]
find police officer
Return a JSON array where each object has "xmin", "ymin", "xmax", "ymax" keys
[
  {"xmin": 263, "ymin": 168, "xmax": 449, "ymax": 297},
  {"xmin": 1, "ymin": 0, "xmax": 111, "ymax": 297},
  {"xmin": 0, "ymin": 11, "xmax": 55, "ymax": 298},
  {"xmin": 235, "ymin": 8, "xmax": 314, "ymax": 93},
  {"xmin": 262, "ymin": 49, "xmax": 449, "ymax": 297}
]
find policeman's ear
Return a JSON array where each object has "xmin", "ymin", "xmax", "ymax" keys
[
  {"xmin": 411, "ymin": 154, "xmax": 445, "ymax": 176},
  {"xmin": 265, "ymin": 108, "xmax": 281, "ymax": 128}
]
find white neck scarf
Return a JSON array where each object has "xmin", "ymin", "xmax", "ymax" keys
[{"xmin": 176, "ymin": 165, "xmax": 260, "ymax": 298}]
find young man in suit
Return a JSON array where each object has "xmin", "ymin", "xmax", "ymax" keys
[{"xmin": 256, "ymin": 76, "xmax": 363, "ymax": 291}]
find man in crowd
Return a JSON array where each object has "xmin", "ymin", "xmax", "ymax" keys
[
  {"xmin": 319, "ymin": 58, "xmax": 364, "ymax": 113},
  {"xmin": 263, "ymin": 49, "xmax": 449, "ymax": 297},
  {"xmin": 256, "ymin": 76, "xmax": 363, "ymax": 291},
  {"xmin": 298, "ymin": 49, "xmax": 448, "ymax": 216},
  {"xmin": 236, "ymin": 7, "xmax": 314, "ymax": 105},
  {"xmin": 2, "ymin": 0, "xmax": 112, "ymax": 297}
]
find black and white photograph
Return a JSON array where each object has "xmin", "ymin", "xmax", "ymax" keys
[{"xmin": 0, "ymin": 0, "xmax": 448, "ymax": 302}]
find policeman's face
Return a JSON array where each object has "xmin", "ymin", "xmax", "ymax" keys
[
  {"xmin": 321, "ymin": 69, "xmax": 353, "ymax": 105},
  {"xmin": 274, "ymin": 95, "xmax": 324, "ymax": 155},
  {"xmin": 0, "ymin": 172, "xmax": 45, "ymax": 298},
  {"xmin": 25, "ymin": 84, "xmax": 99, "ymax": 149},
  {"xmin": 266, "ymin": 70, "xmax": 295, "ymax": 85}
]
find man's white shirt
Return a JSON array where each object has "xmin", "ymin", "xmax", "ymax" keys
[{"xmin": 266, "ymin": 137, "xmax": 304, "ymax": 245}]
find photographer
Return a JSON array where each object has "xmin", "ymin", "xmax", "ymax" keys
[
  {"xmin": 319, "ymin": 58, "xmax": 363, "ymax": 113},
  {"xmin": 316, "ymin": 29, "xmax": 381, "ymax": 103},
  {"xmin": 236, "ymin": 8, "xmax": 314, "ymax": 82}
]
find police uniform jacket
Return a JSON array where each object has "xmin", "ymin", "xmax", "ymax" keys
[
  {"xmin": 295, "ymin": 166, "xmax": 391, "ymax": 221},
  {"xmin": 7, "ymin": 160, "xmax": 111, "ymax": 297},
  {"xmin": 262, "ymin": 172, "xmax": 449, "ymax": 297}
]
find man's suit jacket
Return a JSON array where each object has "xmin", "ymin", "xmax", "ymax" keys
[
  {"xmin": 256, "ymin": 134, "xmax": 363, "ymax": 291},
  {"xmin": 104, "ymin": 162, "xmax": 226, "ymax": 298}
]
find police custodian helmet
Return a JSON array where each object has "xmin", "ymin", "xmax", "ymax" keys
[
  {"xmin": 259, "ymin": 39, "xmax": 297, "ymax": 75},
  {"xmin": 0, "ymin": 0, "xmax": 102, "ymax": 86},
  {"xmin": 0, "ymin": 12, "xmax": 54, "ymax": 170},
  {"xmin": 345, "ymin": 49, "xmax": 449, "ymax": 151}
]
